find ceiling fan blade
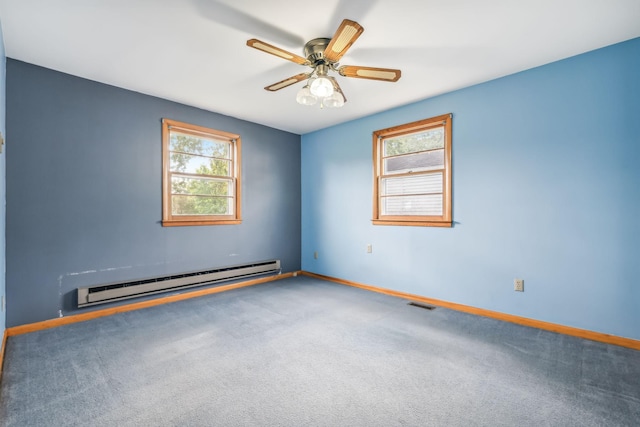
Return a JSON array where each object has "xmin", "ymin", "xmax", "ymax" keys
[
  {"xmin": 338, "ymin": 65, "xmax": 401, "ymax": 82},
  {"xmin": 264, "ymin": 73, "xmax": 310, "ymax": 92},
  {"xmin": 323, "ymin": 19, "xmax": 364, "ymax": 62},
  {"xmin": 247, "ymin": 39, "xmax": 309, "ymax": 65}
]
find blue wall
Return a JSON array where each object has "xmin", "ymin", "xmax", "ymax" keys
[
  {"xmin": 302, "ymin": 38, "xmax": 640, "ymax": 340},
  {"xmin": 6, "ymin": 60, "xmax": 301, "ymax": 327},
  {"xmin": 0, "ymin": 20, "xmax": 6, "ymax": 336},
  {"xmin": 5, "ymin": 38, "xmax": 640, "ymax": 341}
]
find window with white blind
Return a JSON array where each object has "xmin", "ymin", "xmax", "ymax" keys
[
  {"xmin": 162, "ymin": 118, "xmax": 241, "ymax": 226},
  {"xmin": 372, "ymin": 114, "xmax": 452, "ymax": 227}
]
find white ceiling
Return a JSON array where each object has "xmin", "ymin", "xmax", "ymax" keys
[{"xmin": 1, "ymin": 0, "xmax": 639, "ymax": 135}]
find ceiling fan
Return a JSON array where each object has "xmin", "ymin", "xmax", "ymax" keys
[{"xmin": 247, "ymin": 19, "xmax": 402, "ymax": 108}]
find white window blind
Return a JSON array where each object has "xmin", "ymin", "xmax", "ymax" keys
[
  {"xmin": 372, "ymin": 114, "xmax": 452, "ymax": 227},
  {"xmin": 380, "ymin": 126, "xmax": 445, "ymax": 216}
]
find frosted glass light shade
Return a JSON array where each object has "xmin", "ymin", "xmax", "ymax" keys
[
  {"xmin": 296, "ymin": 85, "xmax": 317, "ymax": 106},
  {"xmin": 310, "ymin": 77, "xmax": 334, "ymax": 97},
  {"xmin": 324, "ymin": 90, "xmax": 344, "ymax": 108}
]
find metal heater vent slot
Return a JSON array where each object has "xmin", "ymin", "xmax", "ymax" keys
[
  {"xmin": 77, "ymin": 260, "xmax": 281, "ymax": 308},
  {"xmin": 408, "ymin": 302, "xmax": 436, "ymax": 310}
]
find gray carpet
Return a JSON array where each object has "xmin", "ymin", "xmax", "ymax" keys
[{"xmin": 1, "ymin": 276, "xmax": 639, "ymax": 426}]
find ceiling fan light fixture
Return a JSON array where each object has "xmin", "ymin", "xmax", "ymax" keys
[
  {"xmin": 310, "ymin": 76, "xmax": 334, "ymax": 98},
  {"xmin": 324, "ymin": 90, "xmax": 345, "ymax": 108},
  {"xmin": 247, "ymin": 19, "xmax": 401, "ymax": 110},
  {"xmin": 296, "ymin": 85, "xmax": 317, "ymax": 106},
  {"xmin": 324, "ymin": 78, "xmax": 345, "ymax": 108}
]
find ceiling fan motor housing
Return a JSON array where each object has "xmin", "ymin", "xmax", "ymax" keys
[{"xmin": 304, "ymin": 38, "xmax": 332, "ymax": 65}]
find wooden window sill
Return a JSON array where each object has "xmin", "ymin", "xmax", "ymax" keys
[
  {"xmin": 162, "ymin": 219, "xmax": 242, "ymax": 227},
  {"xmin": 372, "ymin": 219, "xmax": 452, "ymax": 228}
]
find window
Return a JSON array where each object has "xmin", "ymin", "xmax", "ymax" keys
[
  {"xmin": 162, "ymin": 118, "xmax": 241, "ymax": 226},
  {"xmin": 372, "ymin": 113, "xmax": 452, "ymax": 227}
]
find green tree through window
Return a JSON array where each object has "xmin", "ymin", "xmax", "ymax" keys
[{"xmin": 162, "ymin": 119, "xmax": 242, "ymax": 226}]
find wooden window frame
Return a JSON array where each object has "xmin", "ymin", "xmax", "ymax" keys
[
  {"xmin": 372, "ymin": 113, "xmax": 452, "ymax": 227},
  {"xmin": 162, "ymin": 118, "xmax": 242, "ymax": 227}
]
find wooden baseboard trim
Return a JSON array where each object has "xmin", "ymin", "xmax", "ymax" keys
[
  {"xmin": 6, "ymin": 272, "xmax": 297, "ymax": 337},
  {"xmin": 7, "ymin": 270, "xmax": 638, "ymax": 351},
  {"xmin": 0, "ymin": 329, "xmax": 7, "ymax": 380},
  {"xmin": 301, "ymin": 271, "xmax": 640, "ymax": 351}
]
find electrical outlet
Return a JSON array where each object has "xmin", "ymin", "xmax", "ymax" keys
[
  {"xmin": 514, "ymin": 279, "xmax": 524, "ymax": 292},
  {"xmin": 366, "ymin": 244, "xmax": 372, "ymax": 253},
  {"xmin": 314, "ymin": 251, "xmax": 318, "ymax": 259}
]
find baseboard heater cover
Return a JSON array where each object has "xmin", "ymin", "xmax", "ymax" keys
[{"xmin": 77, "ymin": 260, "xmax": 281, "ymax": 308}]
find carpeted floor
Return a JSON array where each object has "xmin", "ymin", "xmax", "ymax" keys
[{"xmin": 1, "ymin": 276, "xmax": 639, "ymax": 426}]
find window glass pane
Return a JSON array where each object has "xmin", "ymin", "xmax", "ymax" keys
[
  {"xmin": 373, "ymin": 114, "xmax": 451, "ymax": 226},
  {"xmin": 383, "ymin": 127, "xmax": 444, "ymax": 156},
  {"xmin": 381, "ymin": 172, "xmax": 442, "ymax": 196},
  {"xmin": 171, "ymin": 195, "xmax": 233, "ymax": 216},
  {"xmin": 170, "ymin": 132, "xmax": 230, "ymax": 158},
  {"xmin": 384, "ymin": 149, "xmax": 444, "ymax": 175},
  {"xmin": 381, "ymin": 194, "xmax": 443, "ymax": 216},
  {"xmin": 170, "ymin": 153, "xmax": 231, "ymax": 176},
  {"xmin": 162, "ymin": 119, "xmax": 241, "ymax": 225},
  {"xmin": 171, "ymin": 176, "xmax": 232, "ymax": 197}
]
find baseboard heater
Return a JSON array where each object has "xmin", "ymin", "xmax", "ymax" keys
[{"xmin": 77, "ymin": 259, "xmax": 281, "ymax": 308}]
